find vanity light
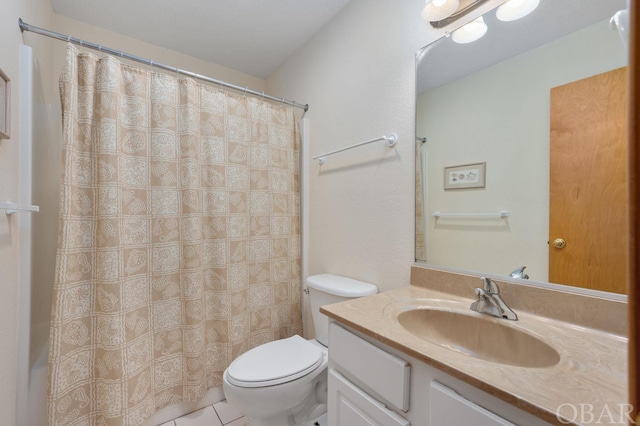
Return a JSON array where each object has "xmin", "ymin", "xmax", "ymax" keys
[
  {"xmin": 451, "ymin": 16, "xmax": 488, "ymax": 44},
  {"xmin": 496, "ymin": 0, "xmax": 540, "ymax": 22},
  {"xmin": 422, "ymin": 0, "xmax": 460, "ymax": 22}
]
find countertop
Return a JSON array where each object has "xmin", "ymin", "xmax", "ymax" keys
[{"xmin": 320, "ymin": 282, "xmax": 628, "ymax": 425}]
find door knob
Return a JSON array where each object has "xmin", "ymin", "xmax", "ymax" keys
[{"xmin": 552, "ymin": 238, "xmax": 566, "ymax": 249}]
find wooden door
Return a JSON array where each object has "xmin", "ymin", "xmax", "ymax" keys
[{"xmin": 549, "ymin": 67, "xmax": 628, "ymax": 294}]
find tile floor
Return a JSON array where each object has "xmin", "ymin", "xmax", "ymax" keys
[{"xmin": 159, "ymin": 400, "xmax": 247, "ymax": 426}]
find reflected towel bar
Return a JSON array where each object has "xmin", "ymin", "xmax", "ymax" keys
[
  {"xmin": 0, "ymin": 202, "xmax": 40, "ymax": 215},
  {"xmin": 432, "ymin": 211, "xmax": 509, "ymax": 219},
  {"xmin": 313, "ymin": 133, "xmax": 398, "ymax": 165}
]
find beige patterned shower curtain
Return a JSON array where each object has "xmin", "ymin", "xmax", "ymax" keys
[{"xmin": 48, "ymin": 44, "xmax": 302, "ymax": 426}]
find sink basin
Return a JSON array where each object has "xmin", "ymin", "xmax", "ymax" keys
[{"xmin": 397, "ymin": 308, "xmax": 560, "ymax": 368}]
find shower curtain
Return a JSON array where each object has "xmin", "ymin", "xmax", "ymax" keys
[{"xmin": 48, "ymin": 44, "xmax": 302, "ymax": 426}]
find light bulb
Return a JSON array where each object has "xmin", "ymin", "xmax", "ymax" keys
[
  {"xmin": 422, "ymin": 0, "xmax": 460, "ymax": 22},
  {"xmin": 451, "ymin": 16, "xmax": 488, "ymax": 44},
  {"xmin": 496, "ymin": 0, "xmax": 540, "ymax": 21}
]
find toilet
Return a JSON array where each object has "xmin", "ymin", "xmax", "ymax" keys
[{"xmin": 222, "ymin": 274, "xmax": 378, "ymax": 426}]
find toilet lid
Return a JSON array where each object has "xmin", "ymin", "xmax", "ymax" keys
[{"xmin": 226, "ymin": 335, "xmax": 323, "ymax": 388}]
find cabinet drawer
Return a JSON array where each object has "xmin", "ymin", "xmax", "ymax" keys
[
  {"xmin": 329, "ymin": 323, "xmax": 411, "ymax": 412},
  {"xmin": 430, "ymin": 381, "xmax": 516, "ymax": 426},
  {"xmin": 329, "ymin": 369, "xmax": 410, "ymax": 426}
]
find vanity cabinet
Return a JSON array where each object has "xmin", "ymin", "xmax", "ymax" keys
[
  {"xmin": 329, "ymin": 370, "xmax": 410, "ymax": 426},
  {"xmin": 328, "ymin": 322, "xmax": 411, "ymax": 425},
  {"xmin": 430, "ymin": 381, "xmax": 515, "ymax": 426},
  {"xmin": 328, "ymin": 322, "xmax": 551, "ymax": 426}
]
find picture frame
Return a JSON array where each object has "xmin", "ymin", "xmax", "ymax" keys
[
  {"xmin": 0, "ymin": 67, "xmax": 10, "ymax": 139},
  {"xmin": 444, "ymin": 162, "xmax": 486, "ymax": 190}
]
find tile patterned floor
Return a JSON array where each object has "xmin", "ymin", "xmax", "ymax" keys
[{"xmin": 159, "ymin": 400, "xmax": 247, "ymax": 426}]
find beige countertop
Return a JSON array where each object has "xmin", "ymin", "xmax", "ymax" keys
[{"xmin": 321, "ymin": 271, "xmax": 628, "ymax": 426}]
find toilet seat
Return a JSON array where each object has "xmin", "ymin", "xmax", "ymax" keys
[{"xmin": 226, "ymin": 335, "xmax": 323, "ymax": 388}]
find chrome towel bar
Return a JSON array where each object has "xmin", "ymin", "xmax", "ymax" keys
[
  {"xmin": 432, "ymin": 211, "xmax": 509, "ymax": 219},
  {"xmin": 313, "ymin": 133, "xmax": 397, "ymax": 165},
  {"xmin": 0, "ymin": 202, "xmax": 40, "ymax": 215}
]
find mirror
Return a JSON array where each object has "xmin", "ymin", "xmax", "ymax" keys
[{"xmin": 415, "ymin": 0, "xmax": 629, "ymax": 293}]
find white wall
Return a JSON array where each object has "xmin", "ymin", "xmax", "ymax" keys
[
  {"xmin": 266, "ymin": 0, "xmax": 504, "ymax": 297},
  {"xmin": 266, "ymin": 0, "xmax": 423, "ymax": 296},
  {"xmin": 417, "ymin": 19, "xmax": 626, "ymax": 281},
  {"xmin": 0, "ymin": 1, "xmax": 57, "ymax": 424}
]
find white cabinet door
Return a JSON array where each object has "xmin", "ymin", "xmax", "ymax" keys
[
  {"xmin": 329, "ymin": 369, "xmax": 410, "ymax": 426},
  {"xmin": 329, "ymin": 323, "xmax": 411, "ymax": 412},
  {"xmin": 430, "ymin": 382, "xmax": 516, "ymax": 426}
]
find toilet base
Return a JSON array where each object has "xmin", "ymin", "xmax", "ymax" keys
[
  {"xmin": 304, "ymin": 412, "xmax": 327, "ymax": 426},
  {"xmin": 240, "ymin": 387, "xmax": 326, "ymax": 426},
  {"xmin": 245, "ymin": 410, "xmax": 327, "ymax": 426},
  {"xmin": 225, "ymin": 370, "xmax": 327, "ymax": 426}
]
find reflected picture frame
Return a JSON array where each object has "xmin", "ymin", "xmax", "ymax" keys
[
  {"xmin": 444, "ymin": 162, "xmax": 486, "ymax": 190},
  {"xmin": 0, "ymin": 67, "xmax": 10, "ymax": 140}
]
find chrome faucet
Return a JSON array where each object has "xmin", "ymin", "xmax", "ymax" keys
[
  {"xmin": 470, "ymin": 277, "xmax": 518, "ymax": 320},
  {"xmin": 509, "ymin": 266, "xmax": 529, "ymax": 280}
]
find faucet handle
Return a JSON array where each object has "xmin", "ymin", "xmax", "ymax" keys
[
  {"xmin": 509, "ymin": 266, "xmax": 529, "ymax": 279},
  {"xmin": 481, "ymin": 277, "xmax": 500, "ymax": 294}
]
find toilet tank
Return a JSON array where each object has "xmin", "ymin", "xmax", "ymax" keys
[{"xmin": 306, "ymin": 274, "xmax": 378, "ymax": 346}]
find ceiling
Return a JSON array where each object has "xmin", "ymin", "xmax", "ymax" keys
[
  {"xmin": 418, "ymin": 0, "xmax": 627, "ymax": 93},
  {"xmin": 49, "ymin": 0, "xmax": 352, "ymax": 79},
  {"xmin": 48, "ymin": 0, "xmax": 628, "ymax": 87}
]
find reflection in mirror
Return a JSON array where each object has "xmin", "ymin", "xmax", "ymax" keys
[{"xmin": 415, "ymin": 0, "xmax": 629, "ymax": 294}]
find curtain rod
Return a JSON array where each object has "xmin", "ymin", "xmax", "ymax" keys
[{"xmin": 18, "ymin": 18, "xmax": 309, "ymax": 112}]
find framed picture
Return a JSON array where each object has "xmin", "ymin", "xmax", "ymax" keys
[
  {"xmin": 0, "ymin": 67, "xmax": 10, "ymax": 139},
  {"xmin": 444, "ymin": 162, "xmax": 486, "ymax": 190}
]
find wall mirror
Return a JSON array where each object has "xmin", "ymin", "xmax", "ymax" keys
[{"xmin": 415, "ymin": 0, "xmax": 629, "ymax": 294}]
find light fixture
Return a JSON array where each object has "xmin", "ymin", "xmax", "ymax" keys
[
  {"xmin": 496, "ymin": 0, "xmax": 540, "ymax": 22},
  {"xmin": 422, "ymin": 0, "xmax": 460, "ymax": 22},
  {"xmin": 451, "ymin": 16, "xmax": 487, "ymax": 44}
]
